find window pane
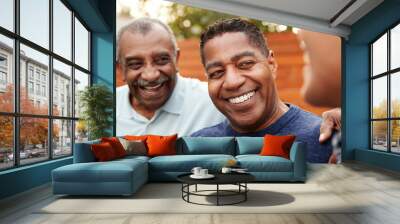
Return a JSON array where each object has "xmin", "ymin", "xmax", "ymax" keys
[
  {"xmin": 20, "ymin": 44, "xmax": 49, "ymax": 115},
  {"xmin": 391, "ymin": 72, "xmax": 400, "ymax": 118},
  {"xmin": 74, "ymin": 69, "xmax": 89, "ymax": 118},
  {"xmin": 20, "ymin": 0, "xmax": 49, "ymax": 49},
  {"xmin": 391, "ymin": 120, "xmax": 400, "ymax": 153},
  {"xmin": 20, "ymin": 117, "xmax": 49, "ymax": 165},
  {"xmin": 74, "ymin": 18, "xmax": 89, "ymax": 70},
  {"xmin": 0, "ymin": 0, "xmax": 14, "ymax": 31},
  {"xmin": 53, "ymin": 119, "xmax": 72, "ymax": 158},
  {"xmin": 0, "ymin": 35, "xmax": 14, "ymax": 112},
  {"xmin": 372, "ymin": 121, "xmax": 388, "ymax": 151},
  {"xmin": 53, "ymin": 0, "xmax": 72, "ymax": 60},
  {"xmin": 75, "ymin": 120, "xmax": 88, "ymax": 143},
  {"xmin": 372, "ymin": 33, "xmax": 387, "ymax": 76},
  {"xmin": 372, "ymin": 76, "xmax": 387, "ymax": 119},
  {"xmin": 391, "ymin": 24, "xmax": 400, "ymax": 70},
  {"xmin": 0, "ymin": 116, "xmax": 13, "ymax": 170},
  {"xmin": 53, "ymin": 59, "xmax": 72, "ymax": 117}
]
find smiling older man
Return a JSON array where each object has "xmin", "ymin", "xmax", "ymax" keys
[
  {"xmin": 116, "ymin": 18, "xmax": 224, "ymax": 136},
  {"xmin": 191, "ymin": 18, "xmax": 332, "ymax": 163}
]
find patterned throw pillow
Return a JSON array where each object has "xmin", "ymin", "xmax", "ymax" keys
[{"xmin": 118, "ymin": 138, "xmax": 147, "ymax": 156}]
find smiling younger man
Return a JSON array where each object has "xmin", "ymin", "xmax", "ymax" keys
[
  {"xmin": 191, "ymin": 18, "xmax": 332, "ymax": 163},
  {"xmin": 116, "ymin": 18, "xmax": 224, "ymax": 136}
]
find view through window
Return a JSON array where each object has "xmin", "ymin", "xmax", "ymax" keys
[
  {"xmin": 0, "ymin": 0, "xmax": 91, "ymax": 170},
  {"xmin": 371, "ymin": 22, "xmax": 400, "ymax": 153}
]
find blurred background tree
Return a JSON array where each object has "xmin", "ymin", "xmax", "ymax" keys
[{"xmin": 167, "ymin": 3, "xmax": 291, "ymax": 40}]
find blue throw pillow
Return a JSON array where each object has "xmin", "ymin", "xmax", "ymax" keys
[
  {"xmin": 236, "ymin": 137, "xmax": 264, "ymax": 155},
  {"xmin": 179, "ymin": 137, "xmax": 235, "ymax": 155}
]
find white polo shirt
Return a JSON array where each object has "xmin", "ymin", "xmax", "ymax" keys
[{"xmin": 116, "ymin": 75, "xmax": 225, "ymax": 137}]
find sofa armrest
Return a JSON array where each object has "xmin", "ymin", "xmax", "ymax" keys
[
  {"xmin": 289, "ymin": 141, "xmax": 307, "ymax": 181},
  {"xmin": 73, "ymin": 141, "xmax": 99, "ymax": 163}
]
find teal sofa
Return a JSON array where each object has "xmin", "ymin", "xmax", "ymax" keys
[{"xmin": 52, "ymin": 137, "xmax": 307, "ymax": 196}]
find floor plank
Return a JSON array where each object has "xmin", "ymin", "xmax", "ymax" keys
[{"xmin": 1, "ymin": 162, "xmax": 400, "ymax": 224}]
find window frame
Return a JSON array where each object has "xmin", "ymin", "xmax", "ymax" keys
[
  {"xmin": 0, "ymin": 0, "xmax": 92, "ymax": 171},
  {"xmin": 370, "ymin": 20, "xmax": 400, "ymax": 154}
]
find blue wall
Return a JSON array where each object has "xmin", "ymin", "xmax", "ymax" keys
[
  {"xmin": 0, "ymin": 0, "xmax": 116, "ymax": 200},
  {"xmin": 344, "ymin": 0, "xmax": 400, "ymax": 171}
]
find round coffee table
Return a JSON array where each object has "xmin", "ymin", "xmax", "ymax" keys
[{"xmin": 177, "ymin": 173, "xmax": 255, "ymax": 206}]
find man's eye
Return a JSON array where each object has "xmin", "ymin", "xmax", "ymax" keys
[
  {"xmin": 238, "ymin": 60, "xmax": 256, "ymax": 70},
  {"xmin": 155, "ymin": 56, "xmax": 171, "ymax": 65},
  {"xmin": 127, "ymin": 62, "xmax": 143, "ymax": 70},
  {"xmin": 208, "ymin": 70, "xmax": 225, "ymax": 79}
]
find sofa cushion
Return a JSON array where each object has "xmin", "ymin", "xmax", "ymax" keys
[
  {"xmin": 236, "ymin": 137, "xmax": 263, "ymax": 155},
  {"xmin": 74, "ymin": 139, "xmax": 100, "ymax": 163},
  {"xmin": 260, "ymin": 134, "xmax": 296, "ymax": 159},
  {"xmin": 118, "ymin": 138, "xmax": 147, "ymax": 156},
  {"xmin": 147, "ymin": 134, "xmax": 177, "ymax": 157},
  {"xmin": 53, "ymin": 158, "xmax": 147, "ymax": 183},
  {"xmin": 236, "ymin": 155, "xmax": 293, "ymax": 172},
  {"xmin": 148, "ymin": 154, "xmax": 235, "ymax": 172},
  {"xmin": 91, "ymin": 142, "xmax": 118, "ymax": 161},
  {"xmin": 178, "ymin": 137, "xmax": 235, "ymax": 155},
  {"xmin": 101, "ymin": 137, "xmax": 127, "ymax": 158}
]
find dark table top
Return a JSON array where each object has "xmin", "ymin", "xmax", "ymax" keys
[{"xmin": 177, "ymin": 172, "xmax": 255, "ymax": 185}]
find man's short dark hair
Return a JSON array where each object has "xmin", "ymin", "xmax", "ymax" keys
[{"xmin": 200, "ymin": 18, "xmax": 269, "ymax": 65}]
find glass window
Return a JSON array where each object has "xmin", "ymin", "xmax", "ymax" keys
[
  {"xmin": 391, "ymin": 24, "xmax": 400, "ymax": 70},
  {"xmin": 28, "ymin": 81, "xmax": 34, "ymax": 93},
  {"xmin": 53, "ymin": 119, "xmax": 72, "ymax": 158},
  {"xmin": 53, "ymin": 0, "xmax": 72, "ymax": 60},
  {"xmin": 372, "ymin": 33, "xmax": 387, "ymax": 76},
  {"xmin": 0, "ymin": 35, "xmax": 14, "ymax": 113},
  {"xmin": 20, "ymin": 44, "xmax": 49, "ymax": 115},
  {"xmin": 74, "ymin": 69, "xmax": 89, "ymax": 118},
  {"xmin": 391, "ymin": 72, "xmax": 400, "ymax": 118},
  {"xmin": 20, "ymin": 0, "xmax": 49, "ymax": 49},
  {"xmin": 53, "ymin": 59, "xmax": 72, "ymax": 117},
  {"xmin": 371, "ymin": 24, "xmax": 400, "ymax": 154},
  {"xmin": 391, "ymin": 120, "xmax": 400, "ymax": 153},
  {"xmin": 372, "ymin": 121, "xmax": 388, "ymax": 151},
  {"xmin": 75, "ymin": 120, "xmax": 88, "ymax": 143},
  {"xmin": 19, "ymin": 117, "xmax": 49, "ymax": 165},
  {"xmin": 0, "ymin": 116, "xmax": 13, "ymax": 170},
  {"xmin": 0, "ymin": 0, "xmax": 91, "ymax": 170},
  {"xmin": 74, "ymin": 18, "xmax": 89, "ymax": 70},
  {"xmin": 372, "ymin": 77, "xmax": 387, "ymax": 119},
  {"xmin": 0, "ymin": 0, "xmax": 14, "ymax": 31}
]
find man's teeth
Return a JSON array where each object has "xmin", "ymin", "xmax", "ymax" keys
[
  {"xmin": 143, "ymin": 83, "xmax": 163, "ymax": 90},
  {"xmin": 228, "ymin": 91, "xmax": 255, "ymax": 104}
]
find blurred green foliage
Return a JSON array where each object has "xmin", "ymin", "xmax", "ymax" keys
[{"xmin": 166, "ymin": 3, "xmax": 292, "ymax": 39}]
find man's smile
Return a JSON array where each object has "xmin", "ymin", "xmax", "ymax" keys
[{"xmin": 225, "ymin": 90, "xmax": 256, "ymax": 104}]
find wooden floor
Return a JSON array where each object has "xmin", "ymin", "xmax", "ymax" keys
[{"xmin": 1, "ymin": 162, "xmax": 400, "ymax": 224}]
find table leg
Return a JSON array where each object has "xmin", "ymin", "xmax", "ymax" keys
[
  {"xmin": 245, "ymin": 183, "xmax": 247, "ymax": 201},
  {"xmin": 217, "ymin": 184, "xmax": 219, "ymax": 206},
  {"xmin": 195, "ymin": 184, "xmax": 197, "ymax": 192}
]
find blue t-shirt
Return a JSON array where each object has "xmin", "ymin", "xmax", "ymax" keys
[{"xmin": 191, "ymin": 104, "xmax": 332, "ymax": 163}]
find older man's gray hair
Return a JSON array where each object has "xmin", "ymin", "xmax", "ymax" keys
[{"xmin": 116, "ymin": 18, "xmax": 178, "ymax": 63}]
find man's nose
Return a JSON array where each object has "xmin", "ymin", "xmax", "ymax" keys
[
  {"xmin": 222, "ymin": 66, "xmax": 246, "ymax": 90},
  {"xmin": 141, "ymin": 64, "xmax": 161, "ymax": 81}
]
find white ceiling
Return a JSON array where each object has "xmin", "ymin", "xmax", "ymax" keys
[{"xmin": 167, "ymin": 0, "xmax": 384, "ymax": 38}]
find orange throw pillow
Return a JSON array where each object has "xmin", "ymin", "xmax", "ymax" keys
[
  {"xmin": 124, "ymin": 135, "xmax": 148, "ymax": 141},
  {"xmin": 259, "ymin": 134, "xmax": 296, "ymax": 159},
  {"xmin": 91, "ymin": 142, "xmax": 117, "ymax": 161},
  {"xmin": 101, "ymin": 137, "xmax": 126, "ymax": 158},
  {"xmin": 146, "ymin": 134, "xmax": 178, "ymax": 157}
]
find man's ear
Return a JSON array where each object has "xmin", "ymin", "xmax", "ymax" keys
[
  {"xmin": 175, "ymin": 48, "xmax": 180, "ymax": 64},
  {"xmin": 116, "ymin": 62, "xmax": 125, "ymax": 82},
  {"xmin": 267, "ymin": 50, "xmax": 278, "ymax": 79}
]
